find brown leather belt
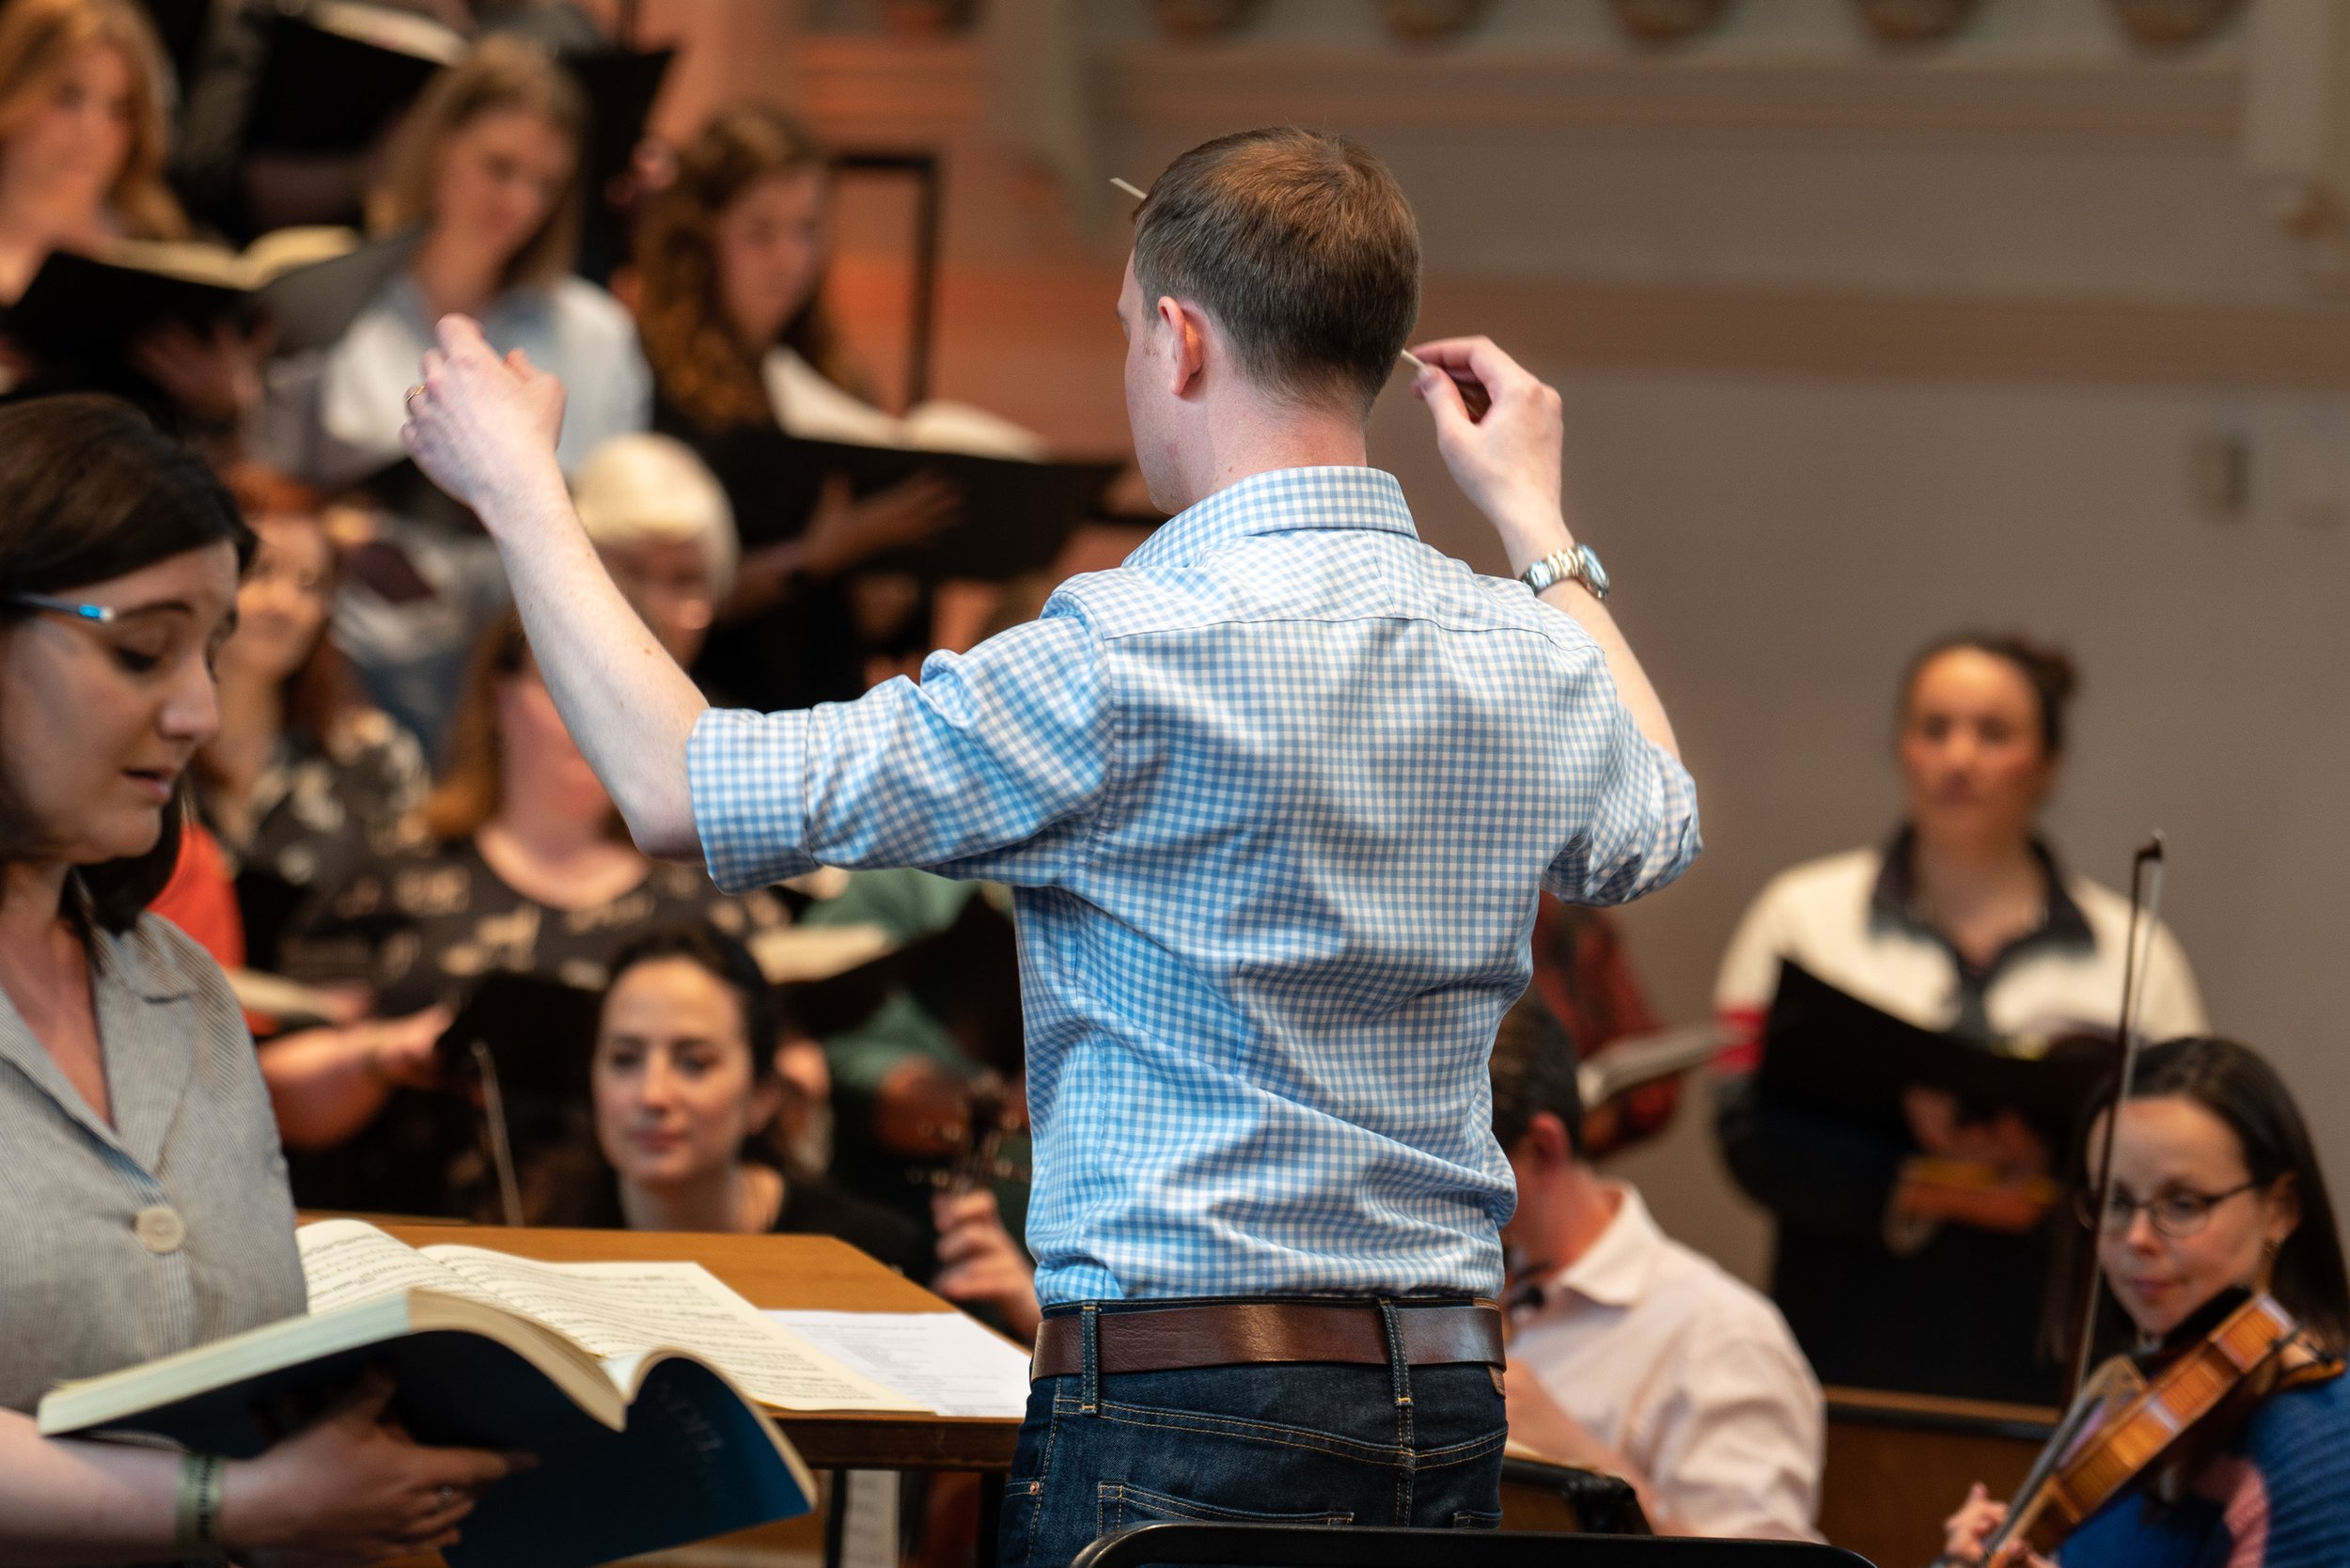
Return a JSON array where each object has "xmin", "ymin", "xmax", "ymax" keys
[{"xmin": 1030, "ymin": 1300, "xmax": 1504, "ymax": 1380}]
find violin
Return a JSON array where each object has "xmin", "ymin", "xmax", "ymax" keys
[{"xmin": 1980, "ymin": 1286, "xmax": 2310, "ymax": 1560}]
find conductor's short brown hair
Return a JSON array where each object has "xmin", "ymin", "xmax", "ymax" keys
[{"xmin": 1132, "ymin": 128, "xmax": 1419, "ymax": 420}]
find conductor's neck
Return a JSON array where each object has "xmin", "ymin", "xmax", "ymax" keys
[{"xmin": 1159, "ymin": 396, "xmax": 1371, "ymax": 515}]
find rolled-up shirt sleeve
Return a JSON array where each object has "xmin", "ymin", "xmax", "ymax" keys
[
  {"xmin": 688, "ymin": 609, "xmax": 1112, "ymax": 893},
  {"xmin": 1543, "ymin": 682, "xmax": 1702, "ymax": 907}
]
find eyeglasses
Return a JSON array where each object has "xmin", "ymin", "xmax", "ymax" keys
[
  {"xmin": 8, "ymin": 592, "xmax": 119, "ymax": 625},
  {"xmin": 2074, "ymin": 1180, "xmax": 2262, "ymax": 1238}
]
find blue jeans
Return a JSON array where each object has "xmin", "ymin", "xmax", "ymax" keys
[{"xmin": 997, "ymin": 1302, "xmax": 1509, "ymax": 1568}]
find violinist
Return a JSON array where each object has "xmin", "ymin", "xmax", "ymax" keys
[{"xmin": 1939, "ymin": 1036, "xmax": 2350, "ymax": 1567}]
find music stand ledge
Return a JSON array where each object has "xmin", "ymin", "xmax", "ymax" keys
[{"xmin": 373, "ymin": 1220, "xmax": 1022, "ymax": 1470}]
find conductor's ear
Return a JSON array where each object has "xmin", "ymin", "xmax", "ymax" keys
[{"xmin": 1159, "ymin": 296, "xmax": 1210, "ymax": 400}]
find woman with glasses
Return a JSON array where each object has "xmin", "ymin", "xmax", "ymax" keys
[
  {"xmin": 0, "ymin": 394, "xmax": 521, "ymax": 1561},
  {"xmin": 1938, "ymin": 1037, "xmax": 2350, "ymax": 1567}
]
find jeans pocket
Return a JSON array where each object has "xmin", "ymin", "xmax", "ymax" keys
[
  {"xmin": 998, "ymin": 1478, "xmax": 1045, "ymax": 1568},
  {"xmin": 1097, "ymin": 1482, "xmax": 1355, "ymax": 1537},
  {"xmin": 1450, "ymin": 1510, "xmax": 1503, "ymax": 1529}
]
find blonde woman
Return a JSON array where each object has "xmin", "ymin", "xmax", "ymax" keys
[
  {"xmin": 572, "ymin": 431, "xmax": 736, "ymax": 670},
  {"xmin": 0, "ymin": 0, "xmax": 182, "ymax": 304},
  {"xmin": 256, "ymin": 35, "xmax": 649, "ymax": 746},
  {"xmin": 0, "ymin": 0, "xmax": 265, "ymax": 430}
]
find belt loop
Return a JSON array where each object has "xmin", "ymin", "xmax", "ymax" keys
[
  {"xmin": 1080, "ymin": 1303, "xmax": 1101, "ymax": 1415},
  {"xmin": 1377, "ymin": 1298, "xmax": 1411, "ymax": 1410}
]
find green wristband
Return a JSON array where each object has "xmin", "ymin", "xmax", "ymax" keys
[{"xmin": 174, "ymin": 1451, "xmax": 226, "ymax": 1559}]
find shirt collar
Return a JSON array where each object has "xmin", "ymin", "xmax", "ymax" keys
[
  {"xmin": 1125, "ymin": 466, "xmax": 1418, "ymax": 570},
  {"xmin": 1546, "ymin": 1182, "xmax": 1667, "ymax": 1311},
  {"xmin": 1869, "ymin": 824, "xmax": 2094, "ymax": 952},
  {"xmin": 93, "ymin": 917, "xmax": 202, "ymax": 1002}
]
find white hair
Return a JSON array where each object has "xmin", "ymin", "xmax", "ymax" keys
[{"xmin": 572, "ymin": 433, "xmax": 738, "ymax": 602}]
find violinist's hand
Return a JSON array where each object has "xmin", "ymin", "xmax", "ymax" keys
[
  {"xmin": 1939, "ymin": 1483, "xmax": 2053, "ymax": 1567},
  {"xmin": 401, "ymin": 317, "xmax": 568, "ymax": 520},
  {"xmin": 931, "ymin": 1189, "xmax": 1041, "ymax": 1344},
  {"xmin": 1408, "ymin": 337, "xmax": 1569, "ymax": 574}
]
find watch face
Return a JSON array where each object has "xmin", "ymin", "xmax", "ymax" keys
[{"xmin": 1577, "ymin": 544, "xmax": 1609, "ymax": 600}]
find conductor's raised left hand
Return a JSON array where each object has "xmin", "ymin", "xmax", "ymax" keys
[{"xmin": 400, "ymin": 316, "xmax": 567, "ymax": 517}]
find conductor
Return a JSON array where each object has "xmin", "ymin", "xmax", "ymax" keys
[{"xmin": 402, "ymin": 127, "xmax": 1699, "ymax": 1560}]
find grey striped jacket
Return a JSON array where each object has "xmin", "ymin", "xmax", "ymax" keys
[{"xmin": 0, "ymin": 915, "xmax": 306, "ymax": 1415}]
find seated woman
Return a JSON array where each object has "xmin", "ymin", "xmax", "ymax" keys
[
  {"xmin": 0, "ymin": 0, "xmax": 257, "ymax": 436},
  {"xmin": 272, "ymin": 608, "xmax": 796, "ymax": 1215},
  {"xmin": 540, "ymin": 921, "xmax": 1041, "ymax": 1341},
  {"xmin": 197, "ymin": 464, "xmax": 429, "ymax": 971},
  {"xmin": 1940, "ymin": 1037, "xmax": 2350, "ymax": 1567},
  {"xmin": 0, "ymin": 392, "xmax": 516, "ymax": 1561},
  {"xmin": 1715, "ymin": 633, "xmax": 2207, "ymax": 1404},
  {"xmin": 256, "ymin": 34, "xmax": 649, "ymax": 747},
  {"xmin": 634, "ymin": 102, "xmax": 968, "ymax": 712}
]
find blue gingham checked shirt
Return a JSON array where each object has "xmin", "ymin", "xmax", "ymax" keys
[{"xmin": 689, "ymin": 466, "xmax": 1700, "ymax": 1304}]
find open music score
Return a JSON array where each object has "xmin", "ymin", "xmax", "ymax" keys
[{"xmin": 370, "ymin": 1220, "xmax": 1022, "ymax": 1472}]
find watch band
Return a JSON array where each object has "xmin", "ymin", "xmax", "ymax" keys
[{"xmin": 1519, "ymin": 544, "xmax": 1607, "ymax": 602}]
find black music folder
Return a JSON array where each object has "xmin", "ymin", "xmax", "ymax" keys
[
  {"xmin": 6, "ymin": 233, "xmax": 403, "ymax": 375},
  {"xmin": 243, "ymin": 0, "xmax": 464, "ymax": 154},
  {"xmin": 4, "ymin": 245, "xmax": 258, "ymax": 367},
  {"xmin": 434, "ymin": 970, "xmax": 603, "ymax": 1099},
  {"xmin": 572, "ymin": 47, "xmax": 674, "ymax": 205},
  {"xmin": 1756, "ymin": 959, "xmax": 2117, "ymax": 1141},
  {"xmin": 697, "ymin": 426, "xmax": 1125, "ymax": 582}
]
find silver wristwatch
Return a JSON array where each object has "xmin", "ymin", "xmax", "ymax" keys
[{"xmin": 1520, "ymin": 542, "xmax": 1608, "ymax": 602}]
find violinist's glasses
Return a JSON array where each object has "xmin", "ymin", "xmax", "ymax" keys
[
  {"xmin": 2075, "ymin": 1180, "xmax": 2262, "ymax": 1238},
  {"xmin": 7, "ymin": 592, "xmax": 119, "ymax": 625}
]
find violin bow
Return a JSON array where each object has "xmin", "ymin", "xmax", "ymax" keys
[{"xmin": 2064, "ymin": 834, "xmax": 2169, "ymax": 1401}]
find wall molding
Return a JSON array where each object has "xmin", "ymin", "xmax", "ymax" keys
[
  {"xmin": 832, "ymin": 259, "xmax": 2350, "ymax": 392},
  {"xmin": 795, "ymin": 36, "xmax": 2244, "ymax": 149}
]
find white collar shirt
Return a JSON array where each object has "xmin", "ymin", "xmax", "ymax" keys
[{"xmin": 1511, "ymin": 1184, "xmax": 1825, "ymax": 1541}]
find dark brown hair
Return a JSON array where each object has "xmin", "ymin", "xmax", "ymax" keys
[
  {"xmin": 1901, "ymin": 631, "xmax": 2078, "ymax": 756},
  {"xmin": 1130, "ymin": 127, "xmax": 1420, "ymax": 419},
  {"xmin": 0, "ymin": 395, "xmax": 252, "ymax": 931},
  {"xmin": 2048, "ymin": 1036, "xmax": 2350, "ymax": 1365},
  {"xmin": 604, "ymin": 920, "xmax": 782, "ymax": 1073},
  {"xmin": 634, "ymin": 102, "xmax": 858, "ymax": 432},
  {"xmin": 373, "ymin": 35, "xmax": 588, "ymax": 290},
  {"xmin": 1489, "ymin": 994, "xmax": 1587, "ymax": 1162}
]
